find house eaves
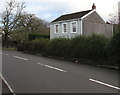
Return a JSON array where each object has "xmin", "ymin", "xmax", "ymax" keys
[{"xmin": 51, "ymin": 18, "xmax": 80, "ymax": 24}]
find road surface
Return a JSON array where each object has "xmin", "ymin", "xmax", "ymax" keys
[{"xmin": 2, "ymin": 50, "xmax": 119, "ymax": 94}]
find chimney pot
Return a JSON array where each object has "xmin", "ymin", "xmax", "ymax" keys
[{"xmin": 92, "ymin": 3, "xmax": 96, "ymax": 10}]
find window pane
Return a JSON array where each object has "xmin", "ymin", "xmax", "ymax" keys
[
  {"xmin": 63, "ymin": 24, "xmax": 67, "ymax": 33},
  {"xmin": 56, "ymin": 25, "xmax": 58, "ymax": 33},
  {"xmin": 72, "ymin": 22, "xmax": 76, "ymax": 32},
  {"xmin": 73, "ymin": 28, "xmax": 76, "ymax": 32}
]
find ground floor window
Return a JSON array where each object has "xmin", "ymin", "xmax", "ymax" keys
[
  {"xmin": 62, "ymin": 23, "xmax": 67, "ymax": 33},
  {"xmin": 54, "ymin": 24, "xmax": 59, "ymax": 34},
  {"xmin": 71, "ymin": 21, "xmax": 77, "ymax": 33}
]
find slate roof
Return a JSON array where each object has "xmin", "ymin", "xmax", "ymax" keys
[{"xmin": 51, "ymin": 10, "xmax": 92, "ymax": 23}]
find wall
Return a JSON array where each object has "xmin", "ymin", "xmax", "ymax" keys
[
  {"xmin": 83, "ymin": 11, "xmax": 105, "ymax": 24},
  {"xmin": 83, "ymin": 11, "xmax": 113, "ymax": 38},
  {"xmin": 105, "ymin": 24, "xmax": 113, "ymax": 38},
  {"xmin": 50, "ymin": 19, "xmax": 82, "ymax": 39}
]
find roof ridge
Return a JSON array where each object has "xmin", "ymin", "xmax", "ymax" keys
[
  {"xmin": 65, "ymin": 10, "xmax": 92, "ymax": 15},
  {"xmin": 62, "ymin": 10, "xmax": 92, "ymax": 16}
]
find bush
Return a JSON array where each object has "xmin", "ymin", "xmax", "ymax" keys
[
  {"xmin": 18, "ymin": 34, "xmax": 108, "ymax": 60},
  {"xmin": 28, "ymin": 33, "xmax": 49, "ymax": 41},
  {"xmin": 108, "ymin": 30, "xmax": 120, "ymax": 63},
  {"xmin": 46, "ymin": 38, "xmax": 70, "ymax": 58},
  {"xmin": 86, "ymin": 34, "xmax": 108, "ymax": 60},
  {"xmin": 70, "ymin": 34, "xmax": 108, "ymax": 61},
  {"xmin": 32, "ymin": 38, "xmax": 49, "ymax": 54},
  {"xmin": 70, "ymin": 35, "xmax": 87, "ymax": 58},
  {"xmin": 18, "ymin": 33, "xmax": 120, "ymax": 67}
]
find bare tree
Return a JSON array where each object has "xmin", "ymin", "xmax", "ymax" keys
[
  {"xmin": 15, "ymin": 13, "xmax": 44, "ymax": 33},
  {"xmin": 108, "ymin": 3, "xmax": 119, "ymax": 24},
  {"xmin": 9, "ymin": 12, "xmax": 49, "ymax": 41},
  {"xmin": 109, "ymin": 13, "xmax": 118, "ymax": 24},
  {"xmin": 1, "ymin": 0, "xmax": 25, "ymax": 47},
  {"xmin": 14, "ymin": 12, "xmax": 49, "ymax": 34}
]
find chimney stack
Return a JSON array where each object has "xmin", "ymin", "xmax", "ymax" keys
[{"xmin": 92, "ymin": 3, "xmax": 96, "ymax": 10}]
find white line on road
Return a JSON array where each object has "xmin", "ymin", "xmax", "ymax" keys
[
  {"xmin": 14, "ymin": 56, "xmax": 28, "ymax": 61},
  {"xmin": 37, "ymin": 63, "xmax": 66, "ymax": 72},
  {"xmin": 37, "ymin": 63, "xmax": 44, "ymax": 65},
  {"xmin": 0, "ymin": 74, "xmax": 15, "ymax": 95},
  {"xmin": 89, "ymin": 78, "xmax": 120, "ymax": 90},
  {"xmin": 45, "ymin": 65, "xmax": 66, "ymax": 72}
]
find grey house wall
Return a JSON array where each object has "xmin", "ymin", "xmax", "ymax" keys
[
  {"xmin": 82, "ymin": 11, "xmax": 113, "ymax": 38},
  {"xmin": 50, "ymin": 20, "xmax": 82, "ymax": 39}
]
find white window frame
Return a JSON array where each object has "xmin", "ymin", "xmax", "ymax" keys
[
  {"xmin": 70, "ymin": 21, "xmax": 77, "ymax": 33},
  {"xmin": 62, "ymin": 23, "xmax": 67, "ymax": 33},
  {"xmin": 54, "ymin": 24, "xmax": 59, "ymax": 34}
]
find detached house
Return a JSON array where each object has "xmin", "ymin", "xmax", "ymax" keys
[{"xmin": 50, "ymin": 4, "xmax": 113, "ymax": 39}]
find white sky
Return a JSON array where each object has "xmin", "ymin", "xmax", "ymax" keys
[{"xmin": 0, "ymin": 0, "xmax": 119, "ymax": 22}]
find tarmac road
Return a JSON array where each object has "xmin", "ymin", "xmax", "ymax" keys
[{"xmin": 2, "ymin": 50, "xmax": 119, "ymax": 94}]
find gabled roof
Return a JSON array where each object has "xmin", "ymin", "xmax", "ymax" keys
[{"xmin": 51, "ymin": 10, "xmax": 92, "ymax": 23}]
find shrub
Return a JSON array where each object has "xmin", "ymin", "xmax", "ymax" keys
[
  {"xmin": 86, "ymin": 34, "xmax": 108, "ymax": 60},
  {"xmin": 32, "ymin": 38, "xmax": 49, "ymax": 54},
  {"xmin": 22, "ymin": 41, "xmax": 34, "ymax": 51},
  {"xmin": 70, "ymin": 35, "xmax": 87, "ymax": 58},
  {"xmin": 108, "ymin": 30, "xmax": 120, "ymax": 63},
  {"xmin": 28, "ymin": 33, "xmax": 50, "ymax": 41},
  {"xmin": 18, "ymin": 33, "xmax": 120, "ymax": 67},
  {"xmin": 19, "ymin": 34, "xmax": 108, "ymax": 60},
  {"xmin": 70, "ymin": 34, "xmax": 108, "ymax": 61},
  {"xmin": 45, "ymin": 38, "xmax": 70, "ymax": 58}
]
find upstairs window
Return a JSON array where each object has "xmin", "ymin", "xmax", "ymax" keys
[
  {"xmin": 62, "ymin": 23, "xmax": 67, "ymax": 33},
  {"xmin": 71, "ymin": 21, "xmax": 77, "ymax": 33}
]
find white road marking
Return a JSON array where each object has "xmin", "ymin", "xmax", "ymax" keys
[
  {"xmin": 37, "ymin": 63, "xmax": 66, "ymax": 72},
  {"xmin": 37, "ymin": 63, "xmax": 44, "ymax": 65},
  {"xmin": 89, "ymin": 78, "xmax": 120, "ymax": 90},
  {"xmin": 45, "ymin": 65, "xmax": 66, "ymax": 72},
  {"xmin": 14, "ymin": 56, "xmax": 28, "ymax": 61},
  {"xmin": 0, "ymin": 74, "xmax": 15, "ymax": 95}
]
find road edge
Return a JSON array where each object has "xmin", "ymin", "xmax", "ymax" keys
[{"xmin": 0, "ymin": 74, "xmax": 15, "ymax": 95}]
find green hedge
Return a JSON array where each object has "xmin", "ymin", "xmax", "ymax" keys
[
  {"xmin": 108, "ymin": 31, "xmax": 120, "ymax": 63},
  {"xmin": 70, "ymin": 34, "xmax": 108, "ymax": 60},
  {"xmin": 17, "ymin": 33, "xmax": 120, "ymax": 67},
  {"xmin": 45, "ymin": 38, "xmax": 71, "ymax": 58},
  {"xmin": 18, "ymin": 38, "xmax": 48, "ymax": 53},
  {"xmin": 28, "ymin": 33, "xmax": 50, "ymax": 41}
]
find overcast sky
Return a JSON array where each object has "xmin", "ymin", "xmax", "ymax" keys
[{"xmin": 0, "ymin": 0, "xmax": 119, "ymax": 22}]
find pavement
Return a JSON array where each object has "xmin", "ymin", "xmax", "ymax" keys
[{"xmin": 1, "ymin": 50, "xmax": 120, "ymax": 94}]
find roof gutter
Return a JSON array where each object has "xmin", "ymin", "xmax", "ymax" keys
[{"xmin": 50, "ymin": 18, "xmax": 80, "ymax": 24}]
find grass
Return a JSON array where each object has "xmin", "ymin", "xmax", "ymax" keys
[{"xmin": 2, "ymin": 47, "xmax": 16, "ymax": 50}]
